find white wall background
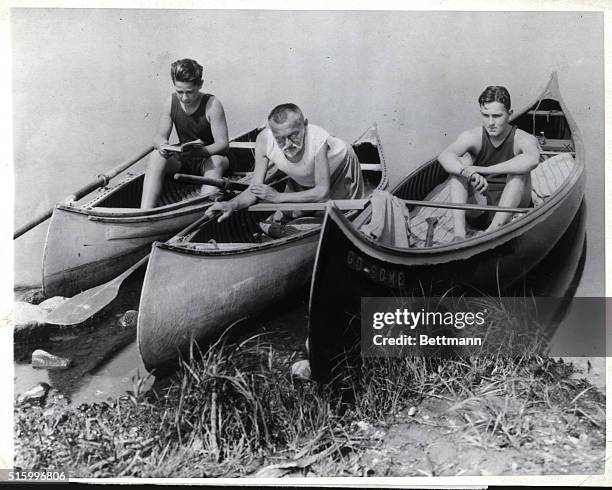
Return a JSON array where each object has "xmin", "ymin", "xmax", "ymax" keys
[{"xmin": 11, "ymin": 9, "xmax": 604, "ymax": 293}]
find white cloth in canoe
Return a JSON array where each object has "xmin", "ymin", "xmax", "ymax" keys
[{"xmin": 359, "ymin": 189, "xmax": 412, "ymax": 247}]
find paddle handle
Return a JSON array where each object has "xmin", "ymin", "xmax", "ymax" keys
[
  {"xmin": 175, "ymin": 212, "xmax": 221, "ymax": 239},
  {"xmin": 14, "ymin": 145, "xmax": 154, "ymax": 239},
  {"xmin": 174, "ymin": 174, "xmax": 249, "ymax": 191}
]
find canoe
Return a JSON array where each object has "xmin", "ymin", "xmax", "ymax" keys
[
  {"xmin": 137, "ymin": 125, "xmax": 389, "ymax": 372},
  {"xmin": 308, "ymin": 73, "xmax": 586, "ymax": 382},
  {"xmin": 42, "ymin": 127, "xmax": 265, "ymax": 298}
]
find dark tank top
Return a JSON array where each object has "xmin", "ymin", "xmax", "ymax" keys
[
  {"xmin": 170, "ymin": 93, "xmax": 214, "ymax": 146},
  {"xmin": 473, "ymin": 125, "xmax": 516, "ymax": 170}
]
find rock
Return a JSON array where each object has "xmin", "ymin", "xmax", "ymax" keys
[
  {"xmin": 21, "ymin": 289, "xmax": 46, "ymax": 305},
  {"xmin": 18, "ymin": 383, "xmax": 50, "ymax": 406},
  {"xmin": 355, "ymin": 421, "xmax": 374, "ymax": 433},
  {"xmin": 42, "ymin": 390, "xmax": 70, "ymax": 420},
  {"xmin": 38, "ymin": 296, "xmax": 68, "ymax": 314},
  {"xmin": 254, "ymin": 465, "xmax": 292, "ymax": 478},
  {"xmin": 31, "ymin": 349, "xmax": 72, "ymax": 369},
  {"xmin": 290, "ymin": 359, "xmax": 311, "ymax": 380},
  {"xmin": 119, "ymin": 310, "xmax": 138, "ymax": 328}
]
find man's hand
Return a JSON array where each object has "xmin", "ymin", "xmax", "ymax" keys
[
  {"xmin": 461, "ymin": 166, "xmax": 488, "ymax": 194},
  {"xmin": 205, "ymin": 201, "xmax": 234, "ymax": 223},
  {"xmin": 250, "ymin": 184, "xmax": 282, "ymax": 203},
  {"xmin": 157, "ymin": 142, "xmax": 171, "ymax": 158},
  {"xmin": 469, "ymin": 172, "xmax": 489, "ymax": 194},
  {"xmin": 469, "ymin": 172, "xmax": 488, "ymax": 193}
]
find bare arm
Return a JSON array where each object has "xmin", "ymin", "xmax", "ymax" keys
[
  {"xmin": 438, "ymin": 130, "xmax": 479, "ymax": 176},
  {"xmin": 205, "ymin": 129, "xmax": 269, "ymax": 221},
  {"xmin": 201, "ymin": 96, "xmax": 230, "ymax": 157},
  {"xmin": 154, "ymin": 96, "xmax": 173, "ymax": 154},
  {"xmin": 251, "ymin": 141, "xmax": 332, "ymax": 203},
  {"xmin": 471, "ymin": 131, "xmax": 540, "ymax": 176}
]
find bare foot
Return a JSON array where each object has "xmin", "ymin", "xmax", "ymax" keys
[{"xmin": 484, "ymin": 223, "xmax": 502, "ymax": 234}]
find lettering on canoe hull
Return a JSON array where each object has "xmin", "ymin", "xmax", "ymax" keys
[{"xmin": 346, "ymin": 250, "xmax": 406, "ymax": 288}]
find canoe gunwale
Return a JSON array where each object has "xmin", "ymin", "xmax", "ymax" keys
[
  {"xmin": 86, "ymin": 201, "xmax": 215, "ymax": 223},
  {"xmin": 324, "ymin": 170, "xmax": 584, "ymax": 267},
  {"xmin": 156, "ymin": 225, "xmax": 324, "ymax": 256},
  {"xmin": 53, "ymin": 125, "xmax": 262, "ymax": 220},
  {"xmin": 333, "ymin": 72, "xmax": 585, "ymax": 263},
  {"xmin": 56, "ymin": 174, "xmax": 240, "ymax": 222},
  {"xmin": 345, "ymin": 157, "xmax": 584, "ymax": 258}
]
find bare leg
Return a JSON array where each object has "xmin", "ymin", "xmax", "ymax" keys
[
  {"xmin": 485, "ymin": 173, "xmax": 531, "ymax": 232},
  {"xmin": 449, "ymin": 175, "xmax": 469, "ymax": 239},
  {"xmin": 140, "ymin": 153, "xmax": 182, "ymax": 209},
  {"xmin": 199, "ymin": 155, "xmax": 229, "ymax": 196},
  {"xmin": 448, "ymin": 153, "xmax": 474, "ymax": 239}
]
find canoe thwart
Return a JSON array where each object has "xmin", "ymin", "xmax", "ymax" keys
[
  {"xmin": 229, "ymin": 141, "xmax": 257, "ymax": 149},
  {"xmin": 360, "ymin": 163, "xmax": 382, "ymax": 171}
]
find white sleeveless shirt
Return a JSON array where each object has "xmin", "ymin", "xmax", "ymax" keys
[{"xmin": 264, "ymin": 124, "xmax": 348, "ymax": 187}]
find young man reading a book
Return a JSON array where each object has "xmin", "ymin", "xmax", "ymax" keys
[
  {"xmin": 140, "ymin": 58, "xmax": 230, "ymax": 208},
  {"xmin": 437, "ymin": 85, "xmax": 540, "ymax": 240},
  {"xmin": 205, "ymin": 103, "xmax": 364, "ymax": 224}
]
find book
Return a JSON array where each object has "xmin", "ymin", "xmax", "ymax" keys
[{"xmin": 160, "ymin": 140, "xmax": 205, "ymax": 153}]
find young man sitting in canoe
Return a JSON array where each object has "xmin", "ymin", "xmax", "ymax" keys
[
  {"xmin": 140, "ymin": 58, "xmax": 230, "ymax": 208},
  {"xmin": 205, "ymin": 103, "xmax": 364, "ymax": 223},
  {"xmin": 438, "ymin": 85, "xmax": 540, "ymax": 240}
]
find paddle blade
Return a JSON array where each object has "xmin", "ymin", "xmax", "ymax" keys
[
  {"xmin": 45, "ymin": 254, "xmax": 150, "ymax": 326},
  {"xmin": 45, "ymin": 281, "xmax": 123, "ymax": 326}
]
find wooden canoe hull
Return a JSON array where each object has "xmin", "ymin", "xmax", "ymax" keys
[
  {"xmin": 42, "ymin": 195, "xmax": 212, "ymax": 297},
  {"xmin": 137, "ymin": 125, "xmax": 389, "ymax": 372},
  {"xmin": 308, "ymin": 181, "xmax": 586, "ymax": 382},
  {"xmin": 42, "ymin": 127, "xmax": 263, "ymax": 298},
  {"xmin": 138, "ymin": 232, "xmax": 319, "ymax": 371},
  {"xmin": 308, "ymin": 73, "xmax": 588, "ymax": 382}
]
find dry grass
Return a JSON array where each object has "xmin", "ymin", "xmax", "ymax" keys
[{"xmin": 14, "ymin": 297, "xmax": 605, "ymax": 477}]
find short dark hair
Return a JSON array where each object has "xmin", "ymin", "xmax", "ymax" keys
[
  {"xmin": 170, "ymin": 59, "xmax": 203, "ymax": 85},
  {"xmin": 268, "ymin": 103, "xmax": 305, "ymax": 125},
  {"xmin": 478, "ymin": 86, "xmax": 511, "ymax": 111}
]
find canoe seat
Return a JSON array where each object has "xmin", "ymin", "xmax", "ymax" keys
[{"xmin": 408, "ymin": 151, "xmax": 576, "ymax": 247}]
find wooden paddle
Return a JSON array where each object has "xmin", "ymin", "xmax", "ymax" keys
[
  {"xmin": 45, "ymin": 211, "xmax": 219, "ymax": 326},
  {"xmin": 14, "ymin": 145, "xmax": 154, "ymax": 239},
  {"xmin": 249, "ymin": 199, "xmax": 531, "ymax": 214}
]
